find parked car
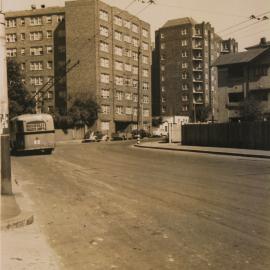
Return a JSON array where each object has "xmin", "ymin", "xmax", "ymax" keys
[
  {"xmin": 82, "ymin": 131, "xmax": 108, "ymax": 143},
  {"xmin": 131, "ymin": 129, "xmax": 151, "ymax": 139},
  {"xmin": 111, "ymin": 133, "xmax": 125, "ymax": 141}
]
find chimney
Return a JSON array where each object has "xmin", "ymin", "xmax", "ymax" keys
[
  {"xmin": 41, "ymin": 4, "xmax": 45, "ymax": 8},
  {"xmin": 260, "ymin": 37, "xmax": 267, "ymax": 47}
]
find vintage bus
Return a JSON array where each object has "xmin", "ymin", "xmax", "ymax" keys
[{"xmin": 10, "ymin": 114, "xmax": 55, "ymax": 154}]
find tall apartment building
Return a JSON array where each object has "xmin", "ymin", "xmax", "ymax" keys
[
  {"xmin": 152, "ymin": 17, "xmax": 237, "ymax": 122},
  {"xmin": 5, "ymin": 5, "xmax": 65, "ymax": 114},
  {"xmin": 65, "ymin": 0, "xmax": 152, "ymax": 134},
  {"xmin": 5, "ymin": 0, "xmax": 152, "ymax": 135}
]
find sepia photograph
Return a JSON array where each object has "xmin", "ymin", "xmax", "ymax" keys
[{"xmin": 1, "ymin": 0, "xmax": 270, "ymax": 269}]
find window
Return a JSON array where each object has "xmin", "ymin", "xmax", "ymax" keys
[
  {"xmin": 132, "ymin": 23, "xmax": 139, "ymax": 33},
  {"xmin": 116, "ymin": 91, "xmax": 123, "ymax": 101},
  {"xmin": 162, "ymin": 97, "xmax": 166, "ymax": 102},
  {"xmin": 182, "ymin": 40, "xmax": 187, "ymax": 46},
  {"xmin": 46, "ymin": 30, "xmax": 52, "ymax": 38},
  {"xmin": 143, "ymin": 56, "xmax": 148, "ymax": 64},
  {"xmin": 142, "ymin": 28, "xmax": 148, "ymax": 38},
  {"xmin": 132, "ymin": 37, "xmax": 139, "ymax": 47},
  {"xmin": 161, "ymin": 43, "xmax": 165, "ymax": 49},
  {"xmin": 181, "ymin": 28, "xmax": 187, "ymax": 35},
  {"xmin": 30, "ymin": 76, "xmax": 43, "ymax": 86},
  {"xmin": 126, "ymin": 107, "xmax": 132, "ymax": 115},
  {"xmin": 30, "ymin": 47, "xmax": 43, "ymax": 56},
  {"xmin": 20, "ymin": 18, "xmax": 25, "ymax": 26},
  {"xmin": 123, "ymin": 19, "xmax": 131, "ymax": 29},
  {"xmin": 100, "ymin": 41, "xmax": 109, "ymax": 52},
  {"xmin": 143, "ymin": 95, "xmax": 149, "ymax": 103},
  {"xmin": 57, "ymin": 15, "xmax": 64, "ymax": 22},
  {"xmin": 133, "ymin": 80, "xmax": 138, "ymax": 88},
  {"xmin": 133, "ymin": 94, "xmax": 138, "ymax": 102},
  {"xmin": 116, "ymin": 106, "xmax": 124, "ymax": 115},
  {"xmin": 132, "ymin": 51, "xmax": 138, "ymax": 61},
  {"xmin": 30, "ymin": 31, "xmax": 43, "ymax": 41},
  {"xmin": 46, "ymin": 16, "xmax": 52, "ymax": 24},
  {"xmin": 114, "ymin": 45, "xmax": 123, "ymax": 56},
  {"xmin": 21, "ymin": 48, "xmax": 25, "ymax": 55},
  {"xmin": 124, "ymin": 34, "xmax": 131, "ymax": 43},
  {"xmin": 182, "ymin": 73, "xmax": 188, "ymax": 79},
  {"xmin": 100, "ymin": 57, "xmax": 110, "ymax": 68},
  {"xmin": 7, "ymin": 48, "xmax": 17, "ymax": 57},
  {"xmin": 132, "ymin": 66, "xmax": 138, "ymax": 75},
  {"xmin": 6, "ymin": 19, "xmax": 16, "ymax": 28},
  {"xmin": 47, "ymin": 61, "xmax": 53, "ymax": 69},
  {"xmin": 6, "ymin": 33, "xmax": 17, "ymax": 43},
  {"xmin": 100, "ymin": 73, "xmax": 110, "ymax": 83},
  {"xmin": 101, "ymin": 89, "xmax": 110, "ymax": 99},
  {"xmin": 47, "ymin": 92, "xmax": 53, "ymax": 99},
  {"xmin": 114, "ymin": 16, "xmax": 122, "ymax": 26},
  {"xmin": 143, "ymin": 69, "xmax": 148, "ymax": 77},
  {"xmin": 161, "ymin": 65, "xmax": 165, "ymax": 71},
  {"xmin": 182, "ymin": 51, "xmax": 188, "ymax": 57},
  {"xmin": 143, "ymin": 82, "xmax": 149, "ymax": 90},
  {"xmin": 182, "ymin": 94, "xmax": 188, "ymax": 101},
  {"xmin": 182, "ymin": 105, "xmax": 188, "ymax": 111},
  {"xmin": 143, "ymin": 109, "xmax": 150, "ymax": 117},
  {"xmin": 100, "ymin": 25, "xmax": 109, "ymax": 37},
  {"xmin": 99, "ymin": 10, "xmax": 109, "ymax": 21},
  {"xmin": 30, "ymin": 16, "xmax": 42, "ymax": 26},
  {"xmin": 182, "ymin": 84, "xmax": 188, "ymax": 90},
  {"xmin": 101, "ymin": 105, "xmax": 110, "ymax": 114},
  {"xmin": 182, "ymin": 62, "xmax": 188, "ymax": 69},
  {"xmin": 124, "ymin": 63, "xmax": 132, "ymax": 72},
  {"xmin": 115, "ymin": 61, "xmax": 123, "ymax": 71},
  {"xmin": 125, "ymin": 92, "xmax": 132, "ymax": 100},
  {"xmin": 46, "ymin": 45, "xmax": 53, "ymax": 54},
  {"xmin": 142, "ymin": 42, "xmax": 149, "ymax": 51},
  {"xmin": 101, "ymin": 121, "xmax": 110, "ymax": 131},
  {"xmin": 115, "ymin": 76, "xmax": 124, "ymax": 86},
  {"xmin": 125, "ymin": 78, "xmax": 132, "ymax": 86},
  {"xmin": 21, "ymin": 63, "xmax": 25, "ymax": 71},
  {"xmin": 133, "ymin": 108, "xmax": 138, "ymax": 116},
  {"xmin": 161, "ymin": 75, "xmax": 165, "ymax": 82},
  {"xmin": 160, "ymin": 33, "xmax": 165, "ymax": 39},
  {"xmin": 195, "ymin": 28, "xmax": 201, "ymax": 35},
  {"xmin": 20, "ymin": 33, "xmax": 26, "ymax": 40},
  {"xmin": 161, "ymin": 86, "xmax": 165, "ymax": 92},
  {"xmin": 124, "ymin": 48, "xmax": 132, "ymax": 57},
  {"xmin": 114, "ymin": 31, "xmax": 122, "ymax": 41},
  {"xmin": 30, "ymin": 61, "xmax": 43, "ymax": 71},
  {"xmin": 162, "ymin": 106, "xmax": 166, "ymax": 113}
]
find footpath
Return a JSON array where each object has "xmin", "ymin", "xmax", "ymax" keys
[
  {"xmin": 1, "ymin": 177, "xmax": 61, "ymax": 270},
  {"xmin": 134, "ymin": 141, "xmax": 270, "ymax": 159}
]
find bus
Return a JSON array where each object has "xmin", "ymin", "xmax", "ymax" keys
[{"xmin": 10, "ymin": 114, "xmax": 55, "ymax": 154}]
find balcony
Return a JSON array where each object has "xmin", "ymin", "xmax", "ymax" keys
[
  {"xmin": 192, "ymin": 42, "xmax": 202, "ymax": 50},
  {"xmin": 192, "ymin": 55, "xmax": 203, "ymax": 61},
  {"xmin": 193, "ymin": 88, "xmax": 204, "ymax": 93},
  {"xmin": 192, "ymin": 34, "xmax": 203, "ymax": 39},
  {"xmin": 193, "ymin": 67, "xmax": 203, "ymax": 72},
  {"xmin": 193, "ymin": 77, "xmax": 203, "ymax": 83},
  {"xmin": 193, "ymin": 98, "xmax": 204, "ymax": 104}
]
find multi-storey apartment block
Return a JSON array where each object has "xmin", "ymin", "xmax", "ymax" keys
[
  {"xmin": 5, "ymin": 0, "xmax": 152, "ymax": 135},
  {"xmin": 152, "ymin": 17, "xmax": 237, "ymax": 122},
  {"xmin": 214, "ymin": 38, "xmax": 270, "ymax": 122},
  {"xmin": 65, "ymin": 0, "xmax": 152, "ymax": 135},
  {"xmin": 5, "ymin": 5, "xmax": 65, "ymax": 114}
]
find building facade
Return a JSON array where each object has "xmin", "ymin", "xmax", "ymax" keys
[
  {"xmin": 5, "ymin": 0, "xmax": 152, "ymax": 135},
  {"xmin": 152, "ymin": 17, "xmax": 237, "ymax": 122},
  {"xmin": 5, "ymin": 5, "xmax": 65, "ymax": 114},
  {"xmin": 214, "ymin": 38, "xmax": 270, "ymax": 122}
]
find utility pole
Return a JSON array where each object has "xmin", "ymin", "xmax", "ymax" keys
[
  {"xmin": 137, "ymin": 46, "xmax": 141, "ymax": 137},
  {"xmin": 0, "ymin": 11, "xmax": 12, "ymax": 195}
]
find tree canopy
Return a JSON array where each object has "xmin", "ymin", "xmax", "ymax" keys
[
  {"xmin": 240, "ymin": 96, "xmax": 264, "ymax": 121},
  {"xmin": 7, "ymin": 59, "xmax": 35, "ymax": 119}
]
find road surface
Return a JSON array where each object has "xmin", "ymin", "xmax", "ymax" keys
[{"xmin": 11, "ymin": 141, "xmax": 270, "ymax": 270}]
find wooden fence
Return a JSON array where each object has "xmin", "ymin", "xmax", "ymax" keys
[{"xmin": 182, "ymin": 122, "xmax": 270, "ymax": 150}]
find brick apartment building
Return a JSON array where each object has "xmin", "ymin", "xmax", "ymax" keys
[
  {"xmin": 5, "ymin": 5, "xmax": 65, "ymax": 114},
  {"xmin": 152, "ymin": 17, "xmax": 237, "ymax": 122},
  {"xmin": 214, "ymin": 38, "xmax": 270, "ymax": 122},
  {"xmin": 5, "ymin": 0, "xmax": 152, "ymax": 135}
]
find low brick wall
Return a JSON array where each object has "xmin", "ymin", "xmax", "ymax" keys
[{"xmin": 182, "ymin": 122, "xmax": 270, "ymax": 150}]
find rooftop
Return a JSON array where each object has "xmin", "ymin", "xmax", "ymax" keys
[
  {"xmin": 213, "ymin": 47, "xmax": 269, "ymax": 66},
  {"xmin": 161, "ymin": 17, "xmax": 198, "ymax": 28}
]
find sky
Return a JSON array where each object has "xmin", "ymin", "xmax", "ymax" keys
[{"xmin": 2, "ymin": 0, "xmax": 270, "ymax": 51}]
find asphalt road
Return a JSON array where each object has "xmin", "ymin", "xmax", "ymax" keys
[{"xmin": 11, "ymin": 140, "xmax": 270, "ymax": 270}]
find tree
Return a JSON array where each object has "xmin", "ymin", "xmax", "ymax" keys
[
  {"xmin": 7, "ymin": 59, "xmax": 35, "ymax": 118},
  {"xmin": 195, "ymin": 105, "xmax": 211, "ymax": 122},
  {"xmin": 67, "ymin": 92, "xmax": 100, "ymax": 128},
  {"xmin": 239, "ymin": 95, "xmax": 264, "ymax": 121},
  {"xmin": 152, "ymin": 116, "xmax": 163, "ymax": 127}
]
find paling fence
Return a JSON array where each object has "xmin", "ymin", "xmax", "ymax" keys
[{"xmin": 182, "ymin": 122, "xmax": 270, "ymax": 150}]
